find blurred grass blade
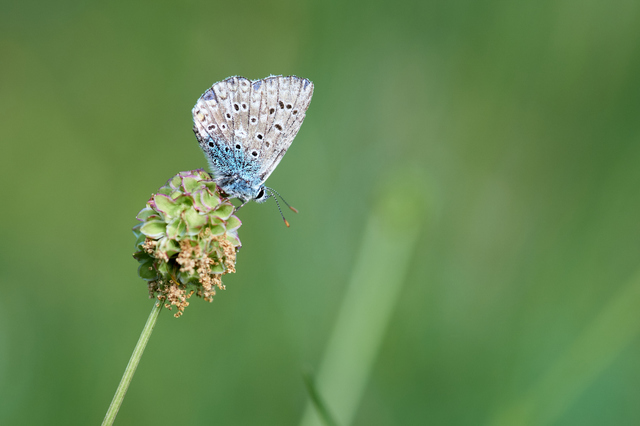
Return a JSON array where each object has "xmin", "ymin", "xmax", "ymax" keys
[
  {"xmin": 491, "ymin": 269, "xmax": 640, "ymax": 426},
  {"xmin": 299, "ymin": 170, "xmax": 429, "ymax": 426},
  {"xmin": 302, "ymin": 369, "xmax": 340, "ymax": 426}
]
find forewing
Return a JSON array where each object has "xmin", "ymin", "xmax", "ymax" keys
[
  {"xmin": 192, "ymin": 75, "xmax": 313, "ymax": 185},
  {"xmin": 256, "ymin": 76, "xmax": 314, "ymax": 183}
]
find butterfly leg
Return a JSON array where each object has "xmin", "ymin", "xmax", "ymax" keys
[{"xmin": 233, "ymin": 198, "xmax": 251, "ymax": 213}]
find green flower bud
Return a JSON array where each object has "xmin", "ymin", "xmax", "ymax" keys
[{"xmin": 133, "ymin": 170, "xmax": 241, "ymax": 317}]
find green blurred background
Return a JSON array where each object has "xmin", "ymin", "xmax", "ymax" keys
[{"xmin": 2, "ymin": 0, "xmax": 640, "ymax": 424}]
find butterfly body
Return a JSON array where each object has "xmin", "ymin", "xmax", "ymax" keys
[{"xmin": 192, "ymin": 75, "xmax": 314, "ymax": 203}]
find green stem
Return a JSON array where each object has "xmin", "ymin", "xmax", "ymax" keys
[{"xmin": 102, "ymin": 299, "xmax": 163, "ymax": 426}]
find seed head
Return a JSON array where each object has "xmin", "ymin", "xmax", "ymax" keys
[{"xmin": 132, "ymin": 170, "xmax": 242, "ymax": 317}]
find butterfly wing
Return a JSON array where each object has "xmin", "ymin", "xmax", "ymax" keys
[
  {"xmin": 192, "ymin": 76, "xmax": 253, "ymax": 180},
  {"xmin": 251, "ymin": 76, "xmax": 314, "ymax": 184},
  {"xmin": 192, "ymin": 75, "xmax": 313, "ymax": 191}
]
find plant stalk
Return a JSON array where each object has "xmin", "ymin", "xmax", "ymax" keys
[{"xmin": 102, "ymin": 300, "xmax": 163, "ymax": 426}]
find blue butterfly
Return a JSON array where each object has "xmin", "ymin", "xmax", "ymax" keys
[{"xmin": 192, "ymin": 75, "xmax": 313, "ymax": 225}]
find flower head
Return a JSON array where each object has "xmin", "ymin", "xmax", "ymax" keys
[{"xmin": 133, "ymin": 169, "xmax": 241, "ymax": 317}]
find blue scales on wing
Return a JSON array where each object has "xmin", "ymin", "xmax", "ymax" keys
[{"xmin": 192, "ymin": 75, "xmax": 314, "ymax": 202}]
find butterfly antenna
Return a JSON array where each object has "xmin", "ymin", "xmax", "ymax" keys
[
  {"xmin": 266, "ymin": 188, "xmax": 293, "ymax": 227},
  {"xmin": 266, "ymin": 187, "xmax": 299, "ymax": 214}
]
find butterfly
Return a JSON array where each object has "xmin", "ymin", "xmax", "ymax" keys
[{"xmin": 192, "ymin": 75, "xmax": 314, "ymax": 224}]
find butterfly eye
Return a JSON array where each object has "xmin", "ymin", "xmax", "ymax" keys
[{"xmin": 256, "ymin": 188, "xmax": 265, "ymax": 199}]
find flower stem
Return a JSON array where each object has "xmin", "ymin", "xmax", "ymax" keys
[{"xmin": 102, "ymin": 300, "xmax": 163, "ymax": 426}]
